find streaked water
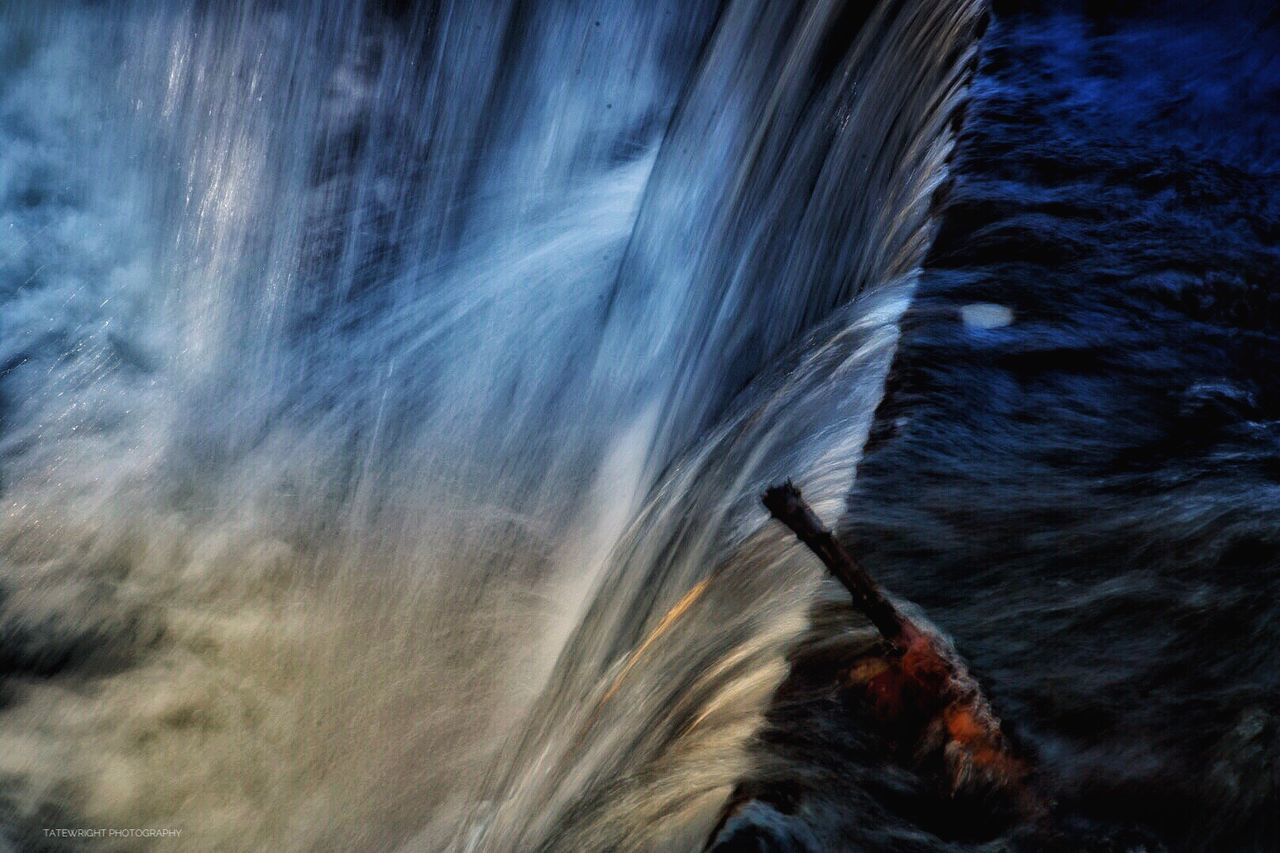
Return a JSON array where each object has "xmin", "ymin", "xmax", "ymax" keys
[{"xmin": 0, "ymin": 1, "xmax": 982, "ymax": 849}]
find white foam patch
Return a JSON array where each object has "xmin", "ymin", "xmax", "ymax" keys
[{"xmin": 961, "ymin": 302, "xmax": 1014, "ymax": 329}]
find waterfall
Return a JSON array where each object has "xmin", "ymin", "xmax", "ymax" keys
[{"xmin": 0, "ymin": 1, "xmax": 982, "ymax": 849}]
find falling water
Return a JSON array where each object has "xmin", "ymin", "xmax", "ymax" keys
[{"xmin": 0, "ymin": 1, "xmax": 982, "ymax": 849}]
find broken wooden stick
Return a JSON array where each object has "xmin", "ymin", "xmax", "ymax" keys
[
  {"xmin": 762, "ymin": 481, "xmax": 904, "ymax": 645},
  {"xmin": 760, "ymin": 481, "xmax": 1043, "ymax": 815},
  {"xmin": 707, "ymin": 483, "xmax": 1048, "ymax": 849}
]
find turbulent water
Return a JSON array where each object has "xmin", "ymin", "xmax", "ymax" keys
[
  {"xmin": 4, "ymin": 1, "xmax": 1276, "ymax": 851},
  {"xmin": 0, "ymin": 1, "xmax": 982, "ymax": 850}
]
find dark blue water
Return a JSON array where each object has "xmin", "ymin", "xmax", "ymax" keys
[{"xmin": 721, "ymin": 3, "xmax": 1280, "ymax": 850}]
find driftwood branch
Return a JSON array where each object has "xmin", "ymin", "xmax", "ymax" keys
[
  {"xmin": 762, "ymin": 481, "xmax": 904, "ymax": 644},
  {"xmin": 705, "ymin": 482, "xmax": 1045, "ymax": 850}
]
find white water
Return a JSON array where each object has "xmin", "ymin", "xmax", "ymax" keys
[{"xmin": 0, "ymin": 1, "xmax": 981, "ymax": 849}]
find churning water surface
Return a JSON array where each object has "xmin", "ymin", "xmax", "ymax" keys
[{"xmin": 2, "ymin": 1, "xmax": 1277, "ymax": 851}]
